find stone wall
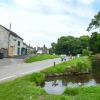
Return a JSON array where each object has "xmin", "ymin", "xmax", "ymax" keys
[
  {"xmin": 0, "ymin": 25, "xmax": 9, "ymax": 49},
  {"xmin": 0, "ymin": 25, "xmax": 24, "ymax": 56}
]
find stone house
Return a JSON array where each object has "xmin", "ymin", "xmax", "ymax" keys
[
  {"xmin": 21, "ymin": 42, "xmax": 27, "ymax": 55},
  {"xmin": 26, "ymin": 44, "xmax": 36, "ymax": 54},
  {"xmin": 37, "ymin": 45, "xmax": 49, "ymax": 54},
  {"xmin": 0, "ymin": 25, "xmax": 23, "ymax": 57}
]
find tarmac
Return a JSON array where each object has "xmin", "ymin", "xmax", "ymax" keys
[{"xmin": 0, "ymin": 54, "xmax": 36, "ymax": 67}]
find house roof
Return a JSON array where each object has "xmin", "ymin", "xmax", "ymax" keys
[{"xmin": 0, "ymin": 25, "xmax": 23, "ymax": 40}]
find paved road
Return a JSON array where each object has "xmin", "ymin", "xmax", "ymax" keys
[
  {"xmin": 0, "ymin": 54, "xmax": 36, "ymax": 67},
  {"xmin": 0, "ymin": 58, "xmax": 61, "ymax": 82},
  {"xmin": 0, "ymin": 58, "xmax": 23, "ymax": 67}
]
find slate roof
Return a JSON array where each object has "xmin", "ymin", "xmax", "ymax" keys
[{"xmin": 0, "ymin": 25, "xmax": 23, "ymax": 40}]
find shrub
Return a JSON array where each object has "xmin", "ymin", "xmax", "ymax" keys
[
  {"xmin": 30, "ymin": 73, "xmax": 45, "ymax": 85},
  {"xmin": 76, "ymin": 61, "xmax": 84, "ymax": 72},
  {"xmin": 63, "ymin": 87, "xmax": 79, "ymax": 95},
  {"xmin": 82, "ymin": 49, "xmax": 89, "ymax": 56}
]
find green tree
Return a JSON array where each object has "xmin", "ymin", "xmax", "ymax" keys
[
  {"xmin": 72, "ymin": 38, "xmax": 82, "ymax": 55},
  {"xmin": 79, "ymin": 36, "xmax": 90, "ymax": 49},
  {"xmin": 55, "ymin": 36, "xmax": 75, "ymax": 54},
  {"xmin": 50, "ymin": 42, "xmax": 56, "ymax": 54},
  {"xmin": 55, "ymin": 36, "xmax": 68, "ymax": 54},
  {"xmin": 86, "ymin": 11, "xmax": 100, "ymax": 53},
  {"xmin": 87, "ymin": 11, "xmax": 100, "ymax": 31},
  {"xmin": 52, "ymin": 35, "xmax": 90, "ymax": 55},
  {"xmin": 89, "ymin": 32, "xmax": 100, "ymax": 53}
]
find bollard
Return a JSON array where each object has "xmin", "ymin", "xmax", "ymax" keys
[{"xmin": 54, "ymin": 62, "xmax": 56, "ymax": 67}]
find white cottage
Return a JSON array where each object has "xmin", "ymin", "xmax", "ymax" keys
[{"xmin": 0, "ymin": 25, "xmax": 23, "ymax": 57}]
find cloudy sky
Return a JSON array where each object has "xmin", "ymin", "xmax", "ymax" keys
[{"xmin": 0, "ymin": 0, "xmax": 100, "ymax": 48}]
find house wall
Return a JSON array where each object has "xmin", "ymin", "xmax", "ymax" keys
[
  {"xmin": 10, "ymin": 36, "xmax": 23, "ymax": 56},
  {"xmin": 0, "ymin": 25, "xmax": 23, "ymax": 56},
  {"xmin": 22, "ymin": 43, "xmax": 27, "ymax": 55},
  {"xmin": 16, "ymin": 37, "xmax": 23, "ymax": 55},
  {"xmin": 9, "ymin": 34, "xmax": 17, "ymax": 56},
  {"xmin": 0, "ymin": 26, "xmax": 9, "ymax": 57},
  {"xmin": 0, "ymin": 26, "xmax": 9, "ymax": 49}
]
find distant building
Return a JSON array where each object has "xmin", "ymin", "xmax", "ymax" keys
[
  {"xmin": 21, "ymin": 42, "xmax": 27, "ymax": 55},
  {"xmin": 37, "ymin": 45, "xmax": 49, "ymax": 54},
  {"xmin": 26, "ymin": 44, "xmax": 36, "ymax": 54}
]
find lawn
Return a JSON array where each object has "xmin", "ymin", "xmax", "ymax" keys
[
  {"xmin": 0, "ymin": 73, "xmax": 100, "ymax": 100},
  {"xmin": 41, "ymin": 56, "xmax": 92, "ymax": 74},
  {"xmin": 24, "ymin": 54, "xmax": 60, "ymax": 63},
  {"xmin": 0, "ymin": 56, "xmax": 98, "ymax": 100}
]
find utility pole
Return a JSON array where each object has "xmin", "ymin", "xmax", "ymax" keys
[{"xmin": 8, "ymin": 23, "xmax": 11, "ymax": 57}]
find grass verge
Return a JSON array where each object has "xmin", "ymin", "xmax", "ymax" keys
[
  {"xmin": 0, "ymin": 73, "xmax": 100, "ymax": 100},
  {"xmin": 41, "ymin": 56, "xmax": 92, "ymax": 74},
  {"xmin": 0, "ymin": 74, "xmax": 47, "ymax": 100},
  {"xmin": 24, "ymin": 54, "xmax": 59, "ymax": 63},
  {"xmin": 63, "ymin": 86, "xmax": 100, "ymax": 100}
]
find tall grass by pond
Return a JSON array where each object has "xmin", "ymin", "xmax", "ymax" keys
[
  {"xmin": 41, "ymin": 56, "xmax": 92, "ymax": 74},
  {"xmin": 0, "ymin": 72, "xmax": 100, "ymax": 100},
  {"xmin": 24, "ymin": 54, "xmax": 59, "ymax": 63}
]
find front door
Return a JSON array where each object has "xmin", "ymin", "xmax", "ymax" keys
[
  {"xmin": 9, "ymin": 46, "xmax": 13, "ymax": 56},
  {"xmin": 17, "ymin": 47, "xmax": 20, "ymax": 55}
]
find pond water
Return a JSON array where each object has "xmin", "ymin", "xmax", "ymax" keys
[{"xmin": 41, "ymin": 60, "xmax": 100, "ymax": 94}]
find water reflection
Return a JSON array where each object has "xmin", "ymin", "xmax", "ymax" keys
[
  {"xmin": 43, "ymin": 80, "xmax": 65, "ymax": 94},
  {"xmin": 41, "ymin": 60, "xmax": 100, "ymax": 94}
]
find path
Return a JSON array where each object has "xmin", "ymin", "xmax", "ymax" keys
[{"xmin": 0, "ymin": 58, "xmax": 61, "ymax": 82}]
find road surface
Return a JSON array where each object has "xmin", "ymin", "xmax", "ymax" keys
[{"xmin": 0, "ymin": 58, "xmax": 61, "ymax": 82}]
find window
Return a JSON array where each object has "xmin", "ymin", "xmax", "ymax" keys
[
  {"xmin": 18, "ymin": 41, "xmax": 20, "ymax": 46},
  {"xmin": 13, "ymin": 39, "xmax": 16, "ymax": 41}
]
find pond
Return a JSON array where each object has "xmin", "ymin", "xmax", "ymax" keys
[{"xmin": 41, "ymin": 60, "xmax": 100, "ymax": 94}]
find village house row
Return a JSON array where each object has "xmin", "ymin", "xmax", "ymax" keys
[{"xmin": 0, "ymin": 24, "xmax": 49, "ymax": 57}]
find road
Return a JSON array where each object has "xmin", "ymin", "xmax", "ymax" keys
[
  {"xmin": 0, "ymin": 58, "xmax": 61, "ymax": 82},
  {"xmin": 0, "ymin": 58, "xmax": 23, "ymax": 67}
]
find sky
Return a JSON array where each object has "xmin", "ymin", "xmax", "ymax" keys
[{"xmin": 0, "ymin": 0, "xmax": 100, "ymax": 48}]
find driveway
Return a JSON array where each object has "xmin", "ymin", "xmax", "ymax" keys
[
  {"xmin": 0, "ymin": 54, "xmax": 36, "ymax": 67},
  {"xmin": 0, "ymin": 58, "xmax": 61, "ymax": 82},
  {"xmin": 0, "ymin": 58, "xmax": 23, "ymax": 67}
]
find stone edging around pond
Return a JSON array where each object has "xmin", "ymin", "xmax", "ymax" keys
[{"xmin": 46, "ymin": 72, "xmax": 89, "ymax": 77}]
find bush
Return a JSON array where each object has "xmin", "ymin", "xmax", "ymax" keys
[
  {"xmin": 76, "ymin": 61, "xmax": 85, "ymax": 72},
  {"xmin": 82, "ymin": 49, "xmax": 89, "ymax": 56},
  {"xmin": 63, "ymin": 87, "xmax": 79, "ymax": 95},
  {"xmin": 30, "ymin": 73, "xmax": 45, "ymax": 85}
]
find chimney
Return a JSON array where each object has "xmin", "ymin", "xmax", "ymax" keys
[{"xmin": 9, "ymin": 23, "xmax": 11, "ymax": 31}]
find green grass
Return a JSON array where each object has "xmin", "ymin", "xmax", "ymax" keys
[
  {"xmin": 24, "ymin": 54, "xmax": 60, "ymax": 63},
  {"xmin": 30, "ymin": 72, "xmax": 45, "ymax": 85},
  {"xmin": 41, "ymin": 56, "xmax": 92, "ymax": 74},
  {"xmin": 0, "ymin": 73, "xmax": 100, "ymax": 100},
  {"xmin": 0, "ymin": 74, "xmax": 47, "ymax": 100},
  {"xmin": 63, "ymin": 86, "xmax": 100, "ymax": 100},
  {"xmin": 0, "ymin": 56, "xmax": 98, "ymax": 100}
]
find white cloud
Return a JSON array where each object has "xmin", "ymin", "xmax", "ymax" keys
[
  {"xmin": 13, "ymin": 0, "xmax": 38, "ymax": 9},
  {"xmin": 0, "ymin": 0, "xmax": 98, "ymax": 47},
  {"xmin": 77, "ymin": 0, "xmax": 94, "ymax": 5}
]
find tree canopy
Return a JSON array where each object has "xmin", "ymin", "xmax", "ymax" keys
[
  {"xmin": 87, "ymin": 11, "xmax": 100, "ymax": 31},
  {"xmin": 89, "ymin": 32, "xmax": 100, "ymax": 53},
  {"xmin": 50, "ymin": 35, "xmax": 90, "ymax": 55}
]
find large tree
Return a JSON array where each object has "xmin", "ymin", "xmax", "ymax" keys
[
  {"xmin": 53, "ymin": 35, "xmax": 90, "ymax": 55},
  {"xmin": 87, "ymin": 11, "xmax": 100, "ymax": 31},
  {"xmin": 87, "ymin": 11, "xmax": 100, "ymax": 53},
  {"xmin": 89, "ymin": 32, "xmax": 100, "ymax": 53},
  {"xmin": 79, "ymin": 36, "xmax": 90, "ymax": 49},
  {"xmin": 49, "ymin": 42, "xmax": 56, "ymax": 54},
  {"xmin": 55, "ymin": 36, "xmax": 75, "ymax": 54}
]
